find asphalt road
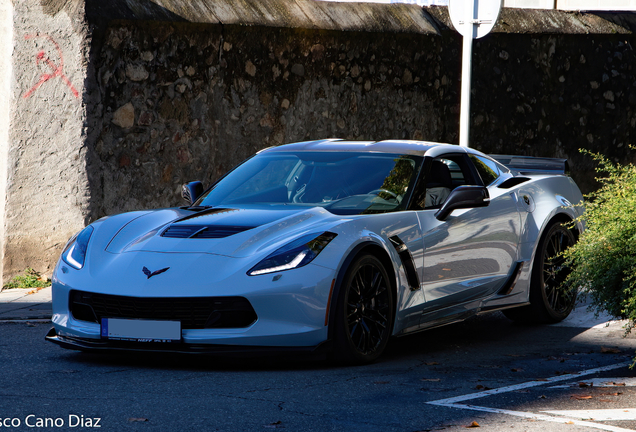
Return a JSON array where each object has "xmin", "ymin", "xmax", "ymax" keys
[{"xmin": 1, "ymin": 309, "xmax": 635, "ymax": 432}]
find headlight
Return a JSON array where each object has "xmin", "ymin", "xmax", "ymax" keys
[
  {"xmin": 61, "ymin": 226, "xmax": 94, "ymax": 270},
  {"xmin": 248, "ymin": 232, "xmax": 337, "ymax": 276}
]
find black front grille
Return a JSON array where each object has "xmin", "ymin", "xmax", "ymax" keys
[
  {"xmin": 69, "ymin": 290, "xmax": 257, "ymax": 329},
  {"xmin": 161, "ymin": 224, "xmax": 254, "ymax": 239}
]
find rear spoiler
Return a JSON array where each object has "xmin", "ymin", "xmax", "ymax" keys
[{"xmin": 489, "ymin": 155, "xmax": 570, "ymax": 175}]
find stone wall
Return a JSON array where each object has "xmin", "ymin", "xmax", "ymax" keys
[
  {"xmin": 3, "ymin": 0, "xmax": 636, "ymax": 283},
  {"xmin": 87, "ymin": 8, "xmax": 636, "ymax": 221},
  {"xmin": 471, "ymin": 33, "xmax": 636, "ymax": 180},
  {"xmin": 430, "ymin": 7, "xmax": 636, "ymax": 190},
  {"xmin": 86, "ymin": 23, "xmax": 454, "ymax": 217}
]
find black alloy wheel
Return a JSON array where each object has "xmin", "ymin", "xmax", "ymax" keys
[
  {"xmin": 333, "ymin": 254, "xmax": 394, "ymax": 364},
  {"xmin": 540, "ymin": 223, "xmax": 576, "ymax": 318}
]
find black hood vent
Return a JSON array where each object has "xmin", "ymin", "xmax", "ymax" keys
[{"xmin": 161, "ymin": 224, "xmax": 255, "ymax": 239}]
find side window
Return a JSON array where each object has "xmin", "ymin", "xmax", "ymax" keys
[
  {"xmin": 411, "ymin": 155, "xmax": 474, "ymax": 209},
  {"xmin": 470, "ymin": 155, "xmax": 500, "ymax": 186},
  {"xmin": 440, "ymin": 158, "xmax": 467, "ymax": 187}
]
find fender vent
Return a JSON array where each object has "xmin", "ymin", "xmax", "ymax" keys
[
  {"xmin": 161, "ymin": 224, "xmax": 254, "ymax": 239},
  {"xmin": 389, "ymin": 235, "xmax": 420, "ymax": 291}
]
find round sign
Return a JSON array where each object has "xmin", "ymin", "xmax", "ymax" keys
[{"xmin": 448, "ymin": 0, "xmax": 502, "ymax": 39}]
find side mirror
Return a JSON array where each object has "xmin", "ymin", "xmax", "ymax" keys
[
  {"xmin": 181, "ymin": 181, "xmax": 204, "ymax": 205},
  {"xmin": 434, "ymin": 186, "xmax": 489, "ymax": 221}
]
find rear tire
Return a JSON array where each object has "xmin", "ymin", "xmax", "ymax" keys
[
  {"xmin": 332, "ymin": 254, "xmax": 394, "ymax": 364},
  {"xmin": 503, "ymin": 221, "xmax": 576, "ymax": 324}
]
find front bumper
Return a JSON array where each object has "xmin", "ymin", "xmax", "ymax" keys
[
  {"xmin": 45, "ymin": 327, "xmax": 332, "ymax": 357},
  {"xmin": 50, "ymin": 251, "xmax": 337, "ymax": 350}
]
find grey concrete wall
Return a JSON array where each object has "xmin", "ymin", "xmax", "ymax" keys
[
  {"xmin": 3, "ymin": 0, "xmax": 636, "ymax": 283},
  {"xmin": 3, "ymin": 0, "xmax": 90, "ymax": 281},
  {"xmin": 0, "ymin": 0, "xmax": 13, "ymax": 286}
]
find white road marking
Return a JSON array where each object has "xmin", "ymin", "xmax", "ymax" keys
[
  {"xmin": 549, "ymin": 377, "xmax": 636, "ymax": 389},
  {"xmin": 427, "ymin": 361, "xmax": 630, "ymax": 405},
  {"xmin": 541, "ymin": 409, "xmax": 636, "ymax": 421},
  {"xmin": 427, "ymin": 361, "xmax": 634, "ymax": 432},
  {"xmin": 439, "ymin": 403, "xmax": 636, "ymax": 432}
]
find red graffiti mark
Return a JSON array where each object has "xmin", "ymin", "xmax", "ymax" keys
[{"xmin": 22, "ymin": 34, "xmax": 79, "ymax": 99}]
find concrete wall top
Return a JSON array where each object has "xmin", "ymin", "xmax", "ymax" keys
[
  {"xmin": 85, "ymin": 0, "xmax": 636, "ymax": 35},
  {"xmin": 87, "ymin": 0, "xmax": 439, "ymax": 34},
  {"xmin": 427, "ymin": 7, "xmax": 636, "ymax": 34},
  {"xmin": 86, "ymin": 0, "xmax": 636, "ymax": 34}
]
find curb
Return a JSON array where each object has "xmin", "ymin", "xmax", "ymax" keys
[{"xmin": 0, "ymin": 286, "xmax": 52, "ymax": 321}]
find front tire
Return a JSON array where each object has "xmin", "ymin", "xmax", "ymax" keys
[
  {"xmin": 333, "ymin": 254, "xmax": 394, "ymax": 364},
  {"xmin": 504, "ymin": 221, "xmax": 577, "ymax": 324}
]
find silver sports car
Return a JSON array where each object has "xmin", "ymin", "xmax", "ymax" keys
[{"xmin": 46, "ymin": 139, "xmax": 584, "ymax": 363}]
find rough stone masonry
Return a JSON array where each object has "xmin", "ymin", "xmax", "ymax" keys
[{"xmin": 1, "ymin": 0, "xmax": 636, "ymax": 285}]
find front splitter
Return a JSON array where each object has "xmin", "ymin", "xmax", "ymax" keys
[{"xmin": 45, "ymin": 327, "xmax": 331, "ymax": 358}]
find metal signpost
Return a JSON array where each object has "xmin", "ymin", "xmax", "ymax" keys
[{"xmin": 448, "ymin": 0, "xmax": 502, "ymax": 147}]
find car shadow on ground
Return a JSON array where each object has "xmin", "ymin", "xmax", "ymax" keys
[{"xmin": 56, "ymin": 308, "xmax": 631, "ymax": 372}]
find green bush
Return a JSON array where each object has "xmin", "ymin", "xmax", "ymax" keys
[
  {"xmin": 563, "ymin": 150, "xmax": 636, "ymax": 334},
  {"xmin": 2, "ymin": 267, "xmax": 51, "ymax": 289}
]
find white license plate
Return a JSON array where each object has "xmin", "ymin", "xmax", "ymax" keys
[{"xmin": 101, "ymin": 318, "xmax": 181, "ymax": 342}]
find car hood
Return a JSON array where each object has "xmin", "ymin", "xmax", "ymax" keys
[{"xmin": 101, "ymin": 205, "xmax": 341, "ymax": 258}]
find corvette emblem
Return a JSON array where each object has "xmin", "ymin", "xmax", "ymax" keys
[{"xmin": 142, "ymin": 266, "xmax": 170, "ymax": 279}]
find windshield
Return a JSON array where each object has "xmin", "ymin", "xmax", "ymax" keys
[{"xmin": 197, "ymin": 152, "xmax": 423, "ymax": 215}]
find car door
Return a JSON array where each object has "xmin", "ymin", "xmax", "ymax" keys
[{"xmin": 416, "ymin": 153, "xmax": 522, "ymax": 308}]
